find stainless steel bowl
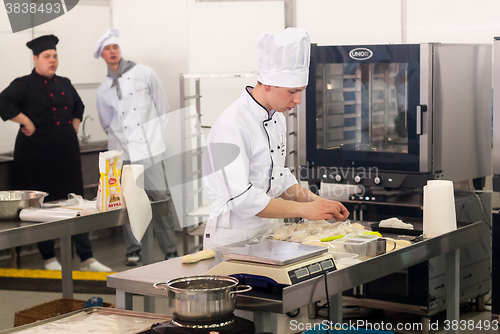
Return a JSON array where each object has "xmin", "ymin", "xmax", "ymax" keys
[
  {"xmin": 154, "ymin": 275, "xmax": 251, "ymax": 323},
  {"xmin": 0, "ymin": 191, "xmax": 48, "ymax": 220}
]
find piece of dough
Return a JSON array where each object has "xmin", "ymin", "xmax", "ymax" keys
[
  {"xmin": 273, "ymin": 225, "xmax": 293, "ymax": 240},
  {"xmin": 379, "ymin": 217, "xmax": 414, "ymax": 230},
  {"xmin": 182, "ymin": 249, "xmax": 216, "ymax": 264},
  {"xmin": 384, "ymin": 237, "xmax": 412, "ymax": 252}
]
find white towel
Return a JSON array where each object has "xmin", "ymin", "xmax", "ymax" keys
[
  {"xmin": 121, "ymin": 164, "xmax": 153, "ymax": 241},
  {"xmin": 20, "ymin": 208, "xmax": 79, "ymax": 222}
]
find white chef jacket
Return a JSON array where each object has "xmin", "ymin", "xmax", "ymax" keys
[
  {"xmin": 96, "ymin": 64, "xmax": 169, "ymax": 162},
  {"xmin": 203, "ymin": 87, "xmax": 298, "ymax": 249}
]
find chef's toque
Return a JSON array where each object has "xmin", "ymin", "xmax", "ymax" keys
[
  {"xmin": 257, "ymin": 28, "xmax": 311, "ymax": 88},
  {"xmin": 27, "ymin": 35, "xmax": 59, "ymax": 56},
  {"xmin": 93, "ymin": 28, "xmax": 120, "ymax": 59}
]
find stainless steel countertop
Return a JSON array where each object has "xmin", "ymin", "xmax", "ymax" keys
[
  {"xmin": 0, "ymin": 199, "xmax": 169, "ymax": 250},
  {"xmin": 107, "ymin": 220, "xmax": 485, "ymax": 314},
  {"xmin": 0, "ymin": 140, "xmax": 108, "ymax": 164}
]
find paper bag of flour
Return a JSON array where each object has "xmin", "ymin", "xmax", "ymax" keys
[{"xmin": 96, "ymin": 150, "xmax": 124, "ymax": 212}]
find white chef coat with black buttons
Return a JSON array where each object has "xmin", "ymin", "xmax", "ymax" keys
[
  {"xmin": 96, "ymin": 64, "xmax": 169, "ymax": 162},
  {"xmin": 203, "ymin": 86, "xmax": 298, "ymax": 249}
]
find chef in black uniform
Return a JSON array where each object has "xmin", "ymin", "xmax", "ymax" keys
[{"xmin": 0, "ymin": 35, "xmax": 111, "ymax": 272}]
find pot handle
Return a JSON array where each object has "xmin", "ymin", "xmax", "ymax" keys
[
  {"xmin": 153, "ymin": 282, "xmax": 169, "ymax": 291},
  {"xmin": 229, "ymin": 285, "xmax": 252, "ymax": 296}
]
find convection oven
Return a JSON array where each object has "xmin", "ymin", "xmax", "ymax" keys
[{"xmin": 301, "ymin": 43, "xmax": 492, "ymax": 193}]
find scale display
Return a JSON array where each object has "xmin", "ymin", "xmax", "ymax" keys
[
  {"xmin": 205, "ymin": 253, "xmax": 337, "ymax": 286},
  {"xmin": 288, "ymin": 258, "xmax": 336, "ymax": 284}
]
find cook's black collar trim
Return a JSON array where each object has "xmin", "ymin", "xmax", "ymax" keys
[
  {"xmin": 262, "ymin": 120, "xmax": 274, "ymax": 193},
  {"xmin": 245, "ymin": 86, "xmax": 274, "ymax": 121}
]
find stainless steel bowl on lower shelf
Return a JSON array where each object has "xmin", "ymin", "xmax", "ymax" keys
[{"xmin": 0, "ymin": 190, "xmax": 48, "ymax": 220}]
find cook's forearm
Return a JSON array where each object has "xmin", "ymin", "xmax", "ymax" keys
[
  {"xmin": 256, "ymin": 196, "xmax": 349, "ymax": 221},
  {"xmin": 256, "ymin": 198, "xmax": 305, "ymax": 218},
  {"xmin": 279, "ymin": 184, "xmax": 321, "ymax": 202},
  {"xmin": 10, "ymin": 113, "xmax": 31, "ymax": 126},
  {"xmin": 72, "ymin": 118, "xmax": 80, "ymax": 133}
]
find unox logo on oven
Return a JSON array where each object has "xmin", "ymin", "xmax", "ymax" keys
[{"xmin": 349, "ymin": 48, "xmax": 373, "ymax": 60}]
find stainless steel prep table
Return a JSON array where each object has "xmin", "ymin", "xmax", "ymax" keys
[
  {"xmin": 0, "ymin": 199, "xmax": 169, "ymax": 311},
  {"xmin": 107, "ymin": 220, "xmax": 484, "ymax": 334}
]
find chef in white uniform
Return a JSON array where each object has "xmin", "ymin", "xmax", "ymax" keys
[
  {"xmin": 203, "ymin": 28, "xmax": 349, "ymax": 250},
  {"xmin": 94, "ymin": 28, "xmax": 179, "ymax": 263}
]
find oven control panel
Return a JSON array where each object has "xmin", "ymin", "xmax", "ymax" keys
[{"xmin": 288, "ymin": 258, "xmax": 336, "ymax": 284}]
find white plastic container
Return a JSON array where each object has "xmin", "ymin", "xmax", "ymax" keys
[
  {"xmin": 332, "ymin": 236, "xmax": 385, "ymax": 260},
  {"xmin": 330, "ymin": 252, "xmax": 359, "ymax": 269}
]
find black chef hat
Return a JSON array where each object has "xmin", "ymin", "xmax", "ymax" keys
[{"xmin": 26, "ymin": 35, "xmax": 59, "ymax": 56}]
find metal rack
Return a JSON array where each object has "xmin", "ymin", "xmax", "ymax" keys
[
  {"xmin": 369, "ymin": 63, "xmax": 406, "ymax": 146},
  {"xmin": 178, "ymin": 72, "xmax": 302, "ymax": 252},
  {"xmin": 317, "ymin": 63, "xmax": 362, "ymax": 149},
  {"xmin": 178, "ymin": 72, "xmax": 257, "ymax": 254},
  {"xmin": 314, "ymin": 62, "xmax": 408, "ymax": 152}
]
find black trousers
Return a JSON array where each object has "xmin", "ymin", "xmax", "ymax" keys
[
  {"xmin": 13, "ymin": 125, "xmax": 91, "ymax": 262},
  {"xmin": 38, "ymin": 233, "xmax": 93, "ymax": 261}
]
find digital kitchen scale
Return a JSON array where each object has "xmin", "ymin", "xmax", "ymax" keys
[{"xmin": 205, "ymin": 241, "xmax": 336, "ymax": 286}]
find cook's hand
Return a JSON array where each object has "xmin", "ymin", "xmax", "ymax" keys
[
  {"xmin": 21, "ymin": 120, "xmax": 36, "ymax": 136},
  {"xmin": 302, "ymin": 199, "xmax": 350, "ymax": 221},
  {"xmin": 72, "ymin": 118, "xmax": 80, "ymax": 134}
]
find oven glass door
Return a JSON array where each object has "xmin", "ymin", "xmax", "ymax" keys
[{"xmin": 306, "ymin": 44, "xmax": 421, "ymax": 172}]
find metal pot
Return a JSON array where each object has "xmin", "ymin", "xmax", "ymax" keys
[
  {"xmin": 0, "ymin": 191, "xmax": 48, "ymax": 220},
  {"xmin": 154, "ymin": 275, "xmax": 251, "ymax": 323}
]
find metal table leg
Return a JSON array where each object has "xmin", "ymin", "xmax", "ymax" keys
[
  {"xmin": 142, "ymin": 225, "xmax": 155, "ymax": 313},
  {"xmin": 60, "ymin": 235, "xmax": 73, "ymax": 298},
  {"xmin": 330, "ymin": 293, "xmax": 343, "ymax": 325},
  {"xmin": 253, "ymin": 311, "xmax": 277, "ymax": 333},
  {"xmin": 446, "ymin": 248, "xmax": 460, "ymax": 334},
  {"xmin": 308, "ymin": 302, "xmax": 317, "ymax": 319},
  {"xmin": 116, "ymin": 289, "xmax": 133, "ymax": 310}
]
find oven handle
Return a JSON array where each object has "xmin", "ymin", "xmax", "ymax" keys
[{"xmin": 416, "ymin": 104, "xmax": 428, "ymax": 135}]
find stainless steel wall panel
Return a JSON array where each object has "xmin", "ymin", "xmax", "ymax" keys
[
  {"xmin": 433, "ymin": 44, "xmax": 492, "ymax": 181},
  {"xmin": 493, "ymin": 39, "xmax": 500, "ymax": 175}
]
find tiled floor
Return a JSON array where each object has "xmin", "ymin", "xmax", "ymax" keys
[{"xmin": 0, "ymin": 228, "xmax": 497, "ymax": 333}]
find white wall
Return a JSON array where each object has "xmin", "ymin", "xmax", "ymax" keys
[
  {"xmin": 112, "ymin": 0, "xmax": 193, "ymax": 113},
  {"xmin": 406, "ymin": 0, "xmax": 500, "ymax": 44},
  {"xmin": 297, "ymin": 0, "xmax": 402, "ymax": 45},
  {"xmin": 2, "ymin": 0, "xmax": 500, "ymax": 156},
  {"xmin": 187, "ymin": 1, "xmax": 284, "ymax": 128}
]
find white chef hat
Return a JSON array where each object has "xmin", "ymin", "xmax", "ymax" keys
[
  {"xmin": 256, "ymin": 28, "xmax": 311, "ymax": 88},
  {"xmin": 93, "ymin": 28, "xmax": 120, "ymax": 59}
]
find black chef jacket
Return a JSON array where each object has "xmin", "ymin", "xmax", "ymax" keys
[{"xmin": 0, "ymin": 69, "xmax": 85, "ymax": 201}]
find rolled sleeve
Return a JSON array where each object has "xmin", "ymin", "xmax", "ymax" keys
[
  {"xmin": 0, "ymin": 79, "xmax": 26, "ymax": 121},
  {"xmin": 69, "ymin": 82, "xmax": 84, "ymax": 121},
  {"xmin": 279, "ymin": 167, "xmax": 299, "ymax": 196}
]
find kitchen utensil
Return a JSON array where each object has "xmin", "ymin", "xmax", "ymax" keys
[
  {"xmin": 0, "ymin": 190, "xmax": 48, "ymax": 220},
  {"xmin": 369, "ymin": 222, "xmax": 422, "ymax": 236},
  {"xmin": 154, "ymin": 275, "xmax": 251, "ymax": 323}
]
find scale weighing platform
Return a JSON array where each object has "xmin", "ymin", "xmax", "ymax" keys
[{"xmin": 205, "ymin": 240, "xmax": 336, "ymax": 286}]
